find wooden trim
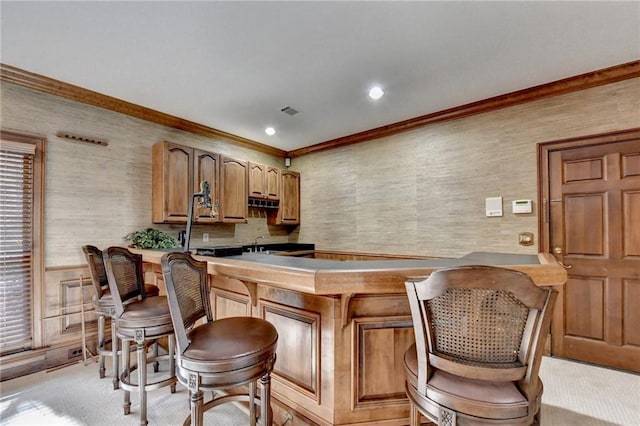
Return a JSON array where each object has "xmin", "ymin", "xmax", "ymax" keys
[
  {"xmin": 537, "ymin": 127, "xmax": 640, "ymax": 253},
  {"xmin": 0, "ymin": 63, "xmax": 287, "ymax": 158},
  {"xmin": 289, "ymin": 60, "xmax": 640, "ymax": 158}
]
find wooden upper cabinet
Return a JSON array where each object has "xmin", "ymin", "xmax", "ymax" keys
[
  {"xmin": 152, "ymin": 141, "xmax": 193, "ymax": 223},
  {"xmin": 153, "ymin": 142, "xmax": 248, "ymax": 224},
  {"xmin": 249, "ymin": 162, "xmax": 281, "ymax": 201},
  {"xmin": 193, "ymin": 149, "xmax": 220, "ymax": 224},
  {"xmin": 265, "ymin": 166, "xmax": 281, "ymax": 201},
  {"xmin": 270, "ymin": 170, "xmax": 300, "ymax": 225},
  {"xmin": 219, "ymin": 156, "xmax": 248, "ymax": 223},
  {"xmin": 248, "ymin": 162, "xmax": 267, "ymax": 198}
]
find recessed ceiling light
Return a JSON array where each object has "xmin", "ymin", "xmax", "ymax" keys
[
  {"xmin": 265, "ymin": 127, "xmax": 276, "ymax": 136},
  {"xmin": 368, "ymin": 86, "xmax": 384, "ymax": 100}
]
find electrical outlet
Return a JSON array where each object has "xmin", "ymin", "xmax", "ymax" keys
[
  {"xmin": 67, "ymin": 347, "xmax": 83, "ymax": 359},
  {"xmin": 203, "ymin": 233, "xmax": 209, "ymax": 242}
]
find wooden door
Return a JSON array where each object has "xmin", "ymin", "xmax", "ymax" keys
[
  {"xmin": 219, "ymin": 156, "xmax": 248, "ymax": 223},
  {"xmin": 277, "ymin": 170, "xmax": 300, "ymax": 225},
  {"xmin": 542, "ymin": 130, "xmax": 640, "ymax": 372},
  {"xmin": 193, "ymin": 149, "xmax": 220, "ymax": 223},
  {"xmin": 152, "ymin": 141, "xmax": 193, "ymax": 223},
  {"xmin": 265, "ymin": 166, "xmax": 281, "ymax": 200},
  {"xmin": 248, "ymin": 162, "xmax": 266, "ymax": 198}
]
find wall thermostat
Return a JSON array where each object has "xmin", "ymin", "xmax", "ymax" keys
[{"xmin": 512, "ymin": 199, "xmax": 533, "ymax": 214}]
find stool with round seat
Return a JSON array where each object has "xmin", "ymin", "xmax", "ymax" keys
[
  {"xmin": 104, "ymin": 246, "xmax": 176, "ymax": 425},
  {"xmin": 161, "ymin": 252, "xmax": 278, "ymax": 426},
  {"xmin": 82, "ymin": 244, "xmax": 160, "ymax": 389}
]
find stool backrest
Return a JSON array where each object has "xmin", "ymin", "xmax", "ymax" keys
[
  {"xmin": 161, "ymin": 252, "xmax": 212, "ymax": 354},
  {"xmin": 82, "ymin": 245, "xmax": 108, "ymax": 299},
  {"xmin": 103, "ymin": 247, "xmax": 146, "ymax": 316},
  {"xmin": 405, "ymin": 265, "xmax": 556, "ymax": 401}
]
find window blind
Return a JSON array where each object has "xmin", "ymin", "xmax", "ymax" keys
[{"xmin": 0, "ymin": 141, "xmax": 35, "ymax": 355}]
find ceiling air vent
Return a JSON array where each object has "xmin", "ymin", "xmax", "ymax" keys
[{"xmin": 281, "ymin": 106, "xmax": 299, "ymax": 116}]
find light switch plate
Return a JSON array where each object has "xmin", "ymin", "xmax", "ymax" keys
[{"xmin": 485, "ymin": 197, "xmax": 503, "ymax": 217}]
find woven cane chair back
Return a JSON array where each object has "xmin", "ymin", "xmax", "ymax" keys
[
  {"xmin": 82, "ymin": 245, "xmax": 109, "ymax": 299},
  {"xmin": 161, "ymin": 252, "xmax": 212, "ymax": 354},
  {"xmin": 427, "ymin": 287, "xmax": 529, "ymax": 368},
  {"xmin": 103, "ymin": 247, "xmax": 146, "ymax": 316}
]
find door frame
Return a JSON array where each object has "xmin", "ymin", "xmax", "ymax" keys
[
  {"xmin": 537, "ymin": 127, "xmax": 640, "ymax": 253},
  {"xmin": 537, "ymin": 127, "xmax": 640, "ymax": 357}
]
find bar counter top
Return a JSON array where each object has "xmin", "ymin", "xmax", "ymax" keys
[{"xmin": 133, "ymin": 248, "xmax": 566, "ymax": 296}]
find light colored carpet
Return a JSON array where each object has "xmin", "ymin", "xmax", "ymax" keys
[
  {"xmin": 539, "ymin": 356, "xmax": 639, "ymax": 426},
  {"xmin": 0, "ymin": 355, "xmax": 638, "ymax": 425},
  {"xmin": 0, "ymin": 358, "xmax": 249, "ymax": 425}
]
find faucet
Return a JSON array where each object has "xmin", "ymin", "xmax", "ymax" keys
[{"xmin": 253, "ymin": 235, "xmax": 264, "ymax": 252}]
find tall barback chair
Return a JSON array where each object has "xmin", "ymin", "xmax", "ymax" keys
[
  {"xmin": 82, "ymin": 244, "xmax": 159, "ymax": 388},
  {"xmin": 161, "ymin": 252, "xmax": 278, "ymax": 426},
  {"xmin": 404, "ymin": 265, "xmax": 557, "ymax": 426},
  {"xmin": 104, "ymin": 246, "xmax": 176, "ymax": 425}
]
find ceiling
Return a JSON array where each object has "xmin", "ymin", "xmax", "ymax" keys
[{"xmin": 1, "ymin": 1, "xmax": 639, "ymax": 153}]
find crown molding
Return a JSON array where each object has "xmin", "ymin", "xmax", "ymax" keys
[
  {"xmin": 3, "ymin": 61, "xmax": 638, "ymax": 159},
  {"xmin": 288, "ymin": 60, "xmax": 640, "ymax": 158},
  {"xmin": 0, "ymin": 63, "xmax": 286, "ymax": 158}
]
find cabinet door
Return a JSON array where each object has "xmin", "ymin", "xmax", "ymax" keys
[
  {"xmin": 248, "ymin": 162, "xmax": 266, "ymax": 198},
  {"xmin": 266, "ymin": 166, "xmax": 281, "ymax": 200},
  {"xmin": 152, "ymin": 141, "xmax": 193, "ymax": 223},
  {"xmin": 220, "ymin": 156, "xmax": 248, "ymax": 223},
  {"xmin": 277, "ymin": 170, "xmax": 300, "ymax": 225},
  {"xmin": 194, "ymin": 149, "xmax": 220, "ymax": 223}
]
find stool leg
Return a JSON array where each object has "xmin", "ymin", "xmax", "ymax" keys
[
  {"xmin": 169, "ymin": 334, "xmax": 176, "ymax": 393},
  {"xmin": 152, "ymin": 341, "xmax": 159, "ymax": 373},
  {"xmin": 409, "ymin": 403, "xmax": 420, "ymax": 426},
  {"xmin": 249, "ymin": 381, "xmax": 257, "ymax": 426},
  {"xmin": 97, "ymin": 314, "xmax": 106, "ymax": 379},
  {"xmin": 111, "ymin": 319, "xmax": 119, "ymax": 390},
  {"xmin": 190, "ymin": 389, "xmax": 204, "ymax": 426},
  {"xmin": 122, "ymin": 339, "xmax": 131, "ymax": 415},
  {"xmin": 260, "ymin": 373, "xmax": 272, "ymax": 426},
  {"xmin": 137, "ymin": 340, "xmax": 148, "ymax": 426}
]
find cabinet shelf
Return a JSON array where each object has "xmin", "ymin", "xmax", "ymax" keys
[{"xmin": 248, "ymin": 198, "xmax": 279, "ymax": 209}]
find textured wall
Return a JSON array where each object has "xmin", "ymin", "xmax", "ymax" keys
[
  {"xmin": 294, "ymin": 78, "xmax": 640, "ymax": 257},
  {"xmin": 2, "ymin": 78, "xmax": 639, "ymax": 266},
  {"xmin": 1, "ymin": 84, "xmax": 290, "ymax": 267}
]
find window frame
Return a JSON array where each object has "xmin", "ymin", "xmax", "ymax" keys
[{"xmin": 0, "ymin": 130, "xmax": 45, "ymax": 355}]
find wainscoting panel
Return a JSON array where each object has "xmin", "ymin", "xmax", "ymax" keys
[
  {"xmin": 261, "ymin": 300, "xmax": 321, "ymax": 402},
  {"xmin": 351, "ymin": 316, "xmax": 414, "ymax": 410},
  {"xmin": 43, "ymin": 266, "xmax": 96, "ymax": 347}
]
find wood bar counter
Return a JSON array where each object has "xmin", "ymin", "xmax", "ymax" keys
[{"xmin": 134, "ymin": 249, "xmax": 566, "ymax": 426}]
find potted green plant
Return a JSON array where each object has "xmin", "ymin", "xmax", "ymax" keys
[{"xmin": 123, "ymin": 228, "xmax": 178, "ymax": 249}]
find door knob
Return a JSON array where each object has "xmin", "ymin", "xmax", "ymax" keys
[{"xmin": 553, "ymin": 247, "xmax": 563, "ymax": 254}]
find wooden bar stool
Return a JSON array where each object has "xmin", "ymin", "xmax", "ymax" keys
[
  {"xmin": 82, "ymin": 245, "xmax": 160, "ymax": 389},
  {"xmin": 104, "ymin": 246, "xmax": 176, "ymax": 425},
  {"xmin": 161, "ymin": 252, "xmax": 278, "ymax": 426},
  {"xmin": 404, "ymin": 266, "xmax": 557, "ymax": 426}
]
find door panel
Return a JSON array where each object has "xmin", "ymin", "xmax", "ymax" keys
[
  {"xmin": 623, "ymin": 191, "xmax": 640, "ymax": 256},
  {"xmin": 544, "ymin": 133, "xmax": 640, "ymax": 372},
  {"xmin": 194, "ymin": 150, "xmax": 220, "ymax": 223},
  {"xmin": 564, "ymin": 194, "xmax": 605, "ymax": 255},
  {"xmin": 622, "ymin": 153, "xmax": 640, "ymax": 177},
  {"xmin": 564, "ymin": 276, "xmax": 604, "ymax": 340},
  {"xmin": 623, "ymin": 279, "xmax": 640, "ymax": 346}
]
